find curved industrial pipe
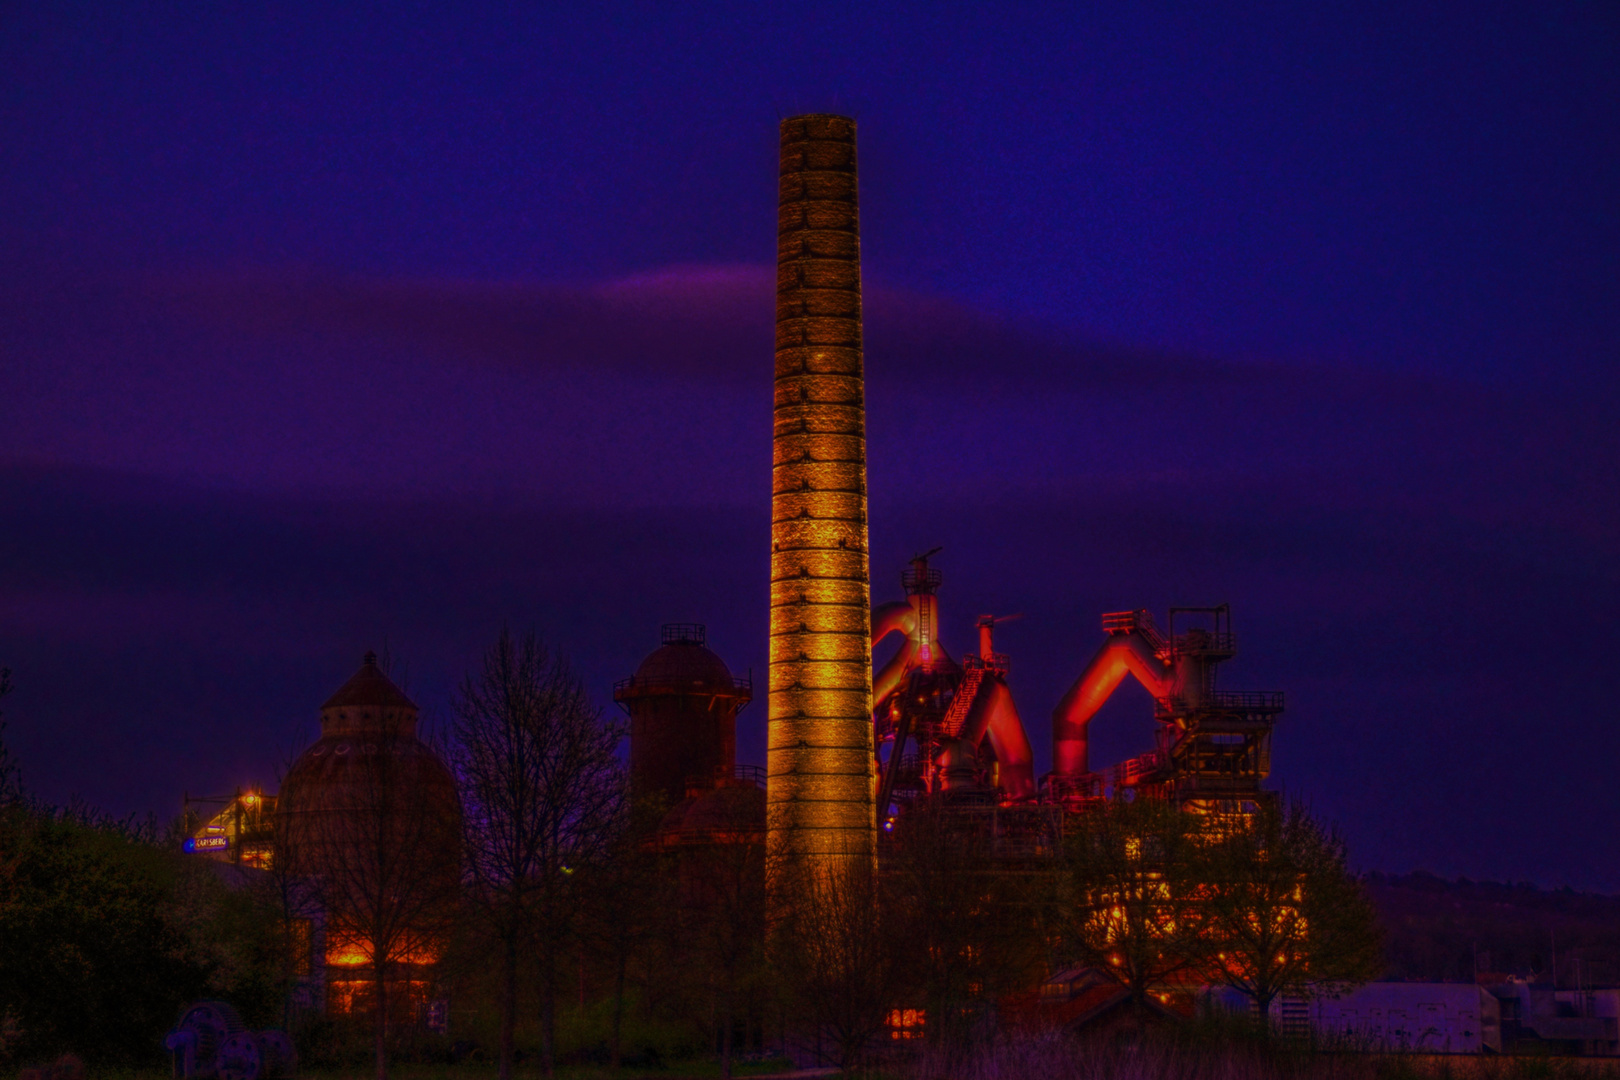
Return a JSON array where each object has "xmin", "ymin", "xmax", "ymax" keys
[
  {"xmin": 872, "ymin": 600, "xmax": 916, "ymax": 642},
  {"xmin": 956, "ymin": 676, "xmax": 1036, "ymax": 800},
  {"xmin": 871, "ymin": 597, "xmax": 956, "ymax": 708},
  {"xmin": 1051, "ymin": 632, "xmax": 1172, "ymax": 777},
  {"xmin": 872, "ymin": 601, "xmax": 917, "ymax": 706}
]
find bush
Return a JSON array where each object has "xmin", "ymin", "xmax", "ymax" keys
[{"xmin": 0, "ymin": 804, "xmax": 279, "ymax": 1066}]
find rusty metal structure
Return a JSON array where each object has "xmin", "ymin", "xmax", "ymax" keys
[
  {"xmin": 872, "ymin": 551, "xmax": 1037, "ymax": 817},
  {"xmin": 752, "ymin": 117, "xmax": 1281, "ymax": 868},
  {"xmin": 615, "ymin": 623, "xmax": 753, "ymax": 810},
  {"xmin": 615, "ymin": 623, "xmax": 764, "ymax": 849},
  {"xmin": 1048, "ymin": 605, "xmax": 1282, "ymax": 813},
  {"xmin": 767, "ymin": 114, "xmax": 876, "ymax": 870},
  {"xmin": 867, "ymin": 558, "xmax": 1281, "ymax": 825}
]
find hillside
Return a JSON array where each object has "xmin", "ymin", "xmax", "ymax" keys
[{"xmin": 1368, "ymin": 871, "xmax": 1620, "ymax": 985}]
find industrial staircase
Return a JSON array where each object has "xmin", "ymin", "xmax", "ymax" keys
[
  {"xmin": 941, "ymin": 664, "xmax": 985, "ymax": 737},
  {"xmin": 1101, "ymin": 609, "xmax": 1168, "ymax": 657}
]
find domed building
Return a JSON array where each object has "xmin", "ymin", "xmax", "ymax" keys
[
  {"xmin": 613, "ymin": 625, "xmax": 763, "ymax": 845},
  {"xmin": 277, "ymin": 652, "xmax": 461, "ymax": 1016}
]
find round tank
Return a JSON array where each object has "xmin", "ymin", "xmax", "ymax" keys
[
  {"xmin": 276, "ymin": 653, "xmax": 461, "ymax": 942},
  {"xmin": 614, "ymin": 625, "xmax": 751, "ymax": 809}
]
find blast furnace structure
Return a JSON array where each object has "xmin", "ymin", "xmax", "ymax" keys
[{"xmin": 766, "ymin": 114, "xmax": 877, "ymax": 871}]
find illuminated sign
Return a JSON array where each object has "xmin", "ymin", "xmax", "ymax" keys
[{"xmin": 185, "ymin": 836, "xmax": 231, "ymax": 853}]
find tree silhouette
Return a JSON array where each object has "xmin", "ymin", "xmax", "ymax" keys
[
  {"xmin": 881, "ymin": 803, "xmax": 1052, "ymax": 1056},
  {"xmin": 449, "ymin": 629, "xmax": 623, "ymax": 1080},
  {"xmin": 774, "ymin": 860, "xmax": 906, "ymax": 1076},
  {"xmin": 1055, "ymin": 796, "xmax": 1213, "ymax": 1015},
  {"xmin": 1199, "ymin": 799, "xmax": 1383, "ymax": 1018}
]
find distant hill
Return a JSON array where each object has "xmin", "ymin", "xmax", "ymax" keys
[{"xmin": 1368, "ymin": 871, "xmax": 1620, "ymax": 985}]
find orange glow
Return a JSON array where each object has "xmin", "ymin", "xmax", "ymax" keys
[
  {"xmin": 886, "ymin": 1009, "xmax": 925, "ymax": 1039},
  {"xmin": 766, "ymin": 114, "xmax": 876, "ymax": 874},
  {"xmin": 327, "ymin": 978, "xmax": 432, "ymax": 1016},
  {"xmin": 325, "ymin": 932, "xmax": 440, "ymax": 968}
]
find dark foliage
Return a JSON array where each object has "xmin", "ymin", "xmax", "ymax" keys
[
  {"xmin": 1054, "ymin": 797, "xmax": 1215, "ymax": 1012},
  {"xmin": 1201, "ymin": 800, "xmax": 1383, "ymax": 1012},
  {"xmin": 1369, "ymin": 870, "xmax": 1620, "ymax": 985},
  {"xmin": 0, "ymin": 804, "xmax": 277, "ymax": 1065},
  {"xmin": 882, "ymin": 803, "xmax": 1053, "ymax": 1054}
]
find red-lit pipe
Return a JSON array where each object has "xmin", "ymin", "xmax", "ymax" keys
[
  {"xmin": 871, "ymin": 597, "xmax": 958, "ymax": 708},
  {"xmin": 871, "ymin": 601, "xmax": 917, "ymax": 706},
  {"xmin": 1051, "ymin": 632, "xmax": 1172, "ymax": 776},
  {"xmin": 957, "ymin": 675, "xmax": 1036, "ymax": 800}
]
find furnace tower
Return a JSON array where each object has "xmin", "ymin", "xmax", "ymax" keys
[{"xmin": 766, "ymin": 115, "xmax": 876, "ymax": 870}]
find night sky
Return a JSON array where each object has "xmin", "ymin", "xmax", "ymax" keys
[{"xmin": 3, "ymin": 4, "xmax": 1617, "ymax": 887}]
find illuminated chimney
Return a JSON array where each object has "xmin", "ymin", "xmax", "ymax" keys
[{"xmin": 766, "ymin": 115, "xmax": 876, "ymax": 871}]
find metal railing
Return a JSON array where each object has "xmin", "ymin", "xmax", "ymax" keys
[
  {"xmin": 1168, "ymin": 631, "xmax": 1236, "ymax": 656},
  {"xmin": 1113, "ymin": 749, "xmax": 1167, "ymax": 787},
  {"xmin": 1102, "ymin": 609, "xmax": 1167, "ymax": 652},
  {"xmin": 1046, "ymin": 773, "xmax": 1102, "ymax": 801},
  {"xmin": 732, "ymin": 764, "xmax": 766, "ymax": 788},
  {"xmin": 613, "ymin": 672, "xmax": 752, "ymax": 699},
  {"xmin": 961, "ymin": 652, "xmax": 1010, "ymax": 674},
  {"xmin": 661, "ymin": 623, "xmax": 707, "ymax": 646},
  {"xmin": 901, "ymin": 566, "xmax": 943, "ymax": 594},
  {"xmin": 1210, "ymin": 690, "xmax": 1283, "ymax": 711}
]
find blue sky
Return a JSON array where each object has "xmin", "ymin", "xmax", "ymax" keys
[{"xmin": 2, "ymin": 1, "xmax": 1617, "ymax": 886}]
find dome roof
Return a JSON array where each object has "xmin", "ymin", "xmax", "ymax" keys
[
  {"xmin": 634, "ymin": 642, "xmax": 735, "ymax": 690},
  {"xmin": 322, "ymin": 652, "xmax": 417, "ymax": 711},
  {"xmin": 283, "ymin": 734, "xmax": 457, "ymax": 804},
  {"xmin": 619, "ymin": 625, "xmax": 746, "ymax": 698},
  {"xmin": 279, "ymin": 653, "xmax": 460, "ymax": 878},
  {"xmin": 277, "ymin": 731, "xmax": 461, "ymax": 888}
]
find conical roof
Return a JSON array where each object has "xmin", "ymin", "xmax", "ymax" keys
[{"xmin": 321, "ymin": 651, "xmax": 418, "ymax": 711}]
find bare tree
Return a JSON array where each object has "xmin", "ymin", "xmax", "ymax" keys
[
  {"xmin": 678, "ymin": 831, "xmax": 768, "ymax": 1078},
  {"xmin": 576, "ymin": 796, "xmax": 672, "ymax": 1070},
  {"xmin": 774, "ymin": 860, "xmax": 908, "ymax": 1076},
  {"xmin": 449, "ymin": 629, "xmax": 624, "ymax": 1080},
  {"xmin": 281, "ymin": 722, "xmax": 461, "ymax": 1080},
  {"xmin": 256, "ymin": 739, "xmax": 332, "ymax": 1034},
  {"xmin": 882, "ymin": 804, "xmax": 1052, "ymax": 1057},
  {"xmin": 1199, "ymin": 799, "xmax": 1384, "ymax": 1019}
]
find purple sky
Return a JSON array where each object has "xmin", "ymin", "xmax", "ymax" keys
[{"xmin": 3, "ymin": 3, "xmax": 1617, "ymax": 887}]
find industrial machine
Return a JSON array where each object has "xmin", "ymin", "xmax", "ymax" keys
[
  {"xmin": 872, "ymin": 550, "xmax": 1036, "ymax": 816},
  {"xmin": 868, "ymin": 552, "xmax": 1282, "ymax": 825},
  {"xmin": 1048, "ymin": 605, "xmax": 1282, "ymax": 814}
]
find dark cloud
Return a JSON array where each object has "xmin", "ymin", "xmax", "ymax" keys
[
  {"xmin": 3, "ymin": 263, "xmax": 1617, "ymax": 890},
  {"xmin": 135, "ymin": 264, "xmax": 1240, "ymax": 389},
  {"xmin": 4, "ymin": 431, "xmax": 1617, "ymax": 889}
]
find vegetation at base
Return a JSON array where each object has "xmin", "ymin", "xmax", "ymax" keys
[
  {"xmin": 4, "ymin": 645, "xmax": 1614, "ymax": 1078},
  {"xmin": 0, "ymin": 1063, "xmax": 801, "ymax": 1080},
  {"xmin": 1368, "ymin": 872, "xmax": 1620, "ymax": 985},
  {"xmin": 0, "ymin": 672, "xmax": 281, "ymax": 1068},
  {"xmin": 911, "ymin": 1028, "xmax": 1620, "ymax": 1080},
  {"xmin": 0, "ymin": 801, "xmax": 286, "ymax": 1066}
]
